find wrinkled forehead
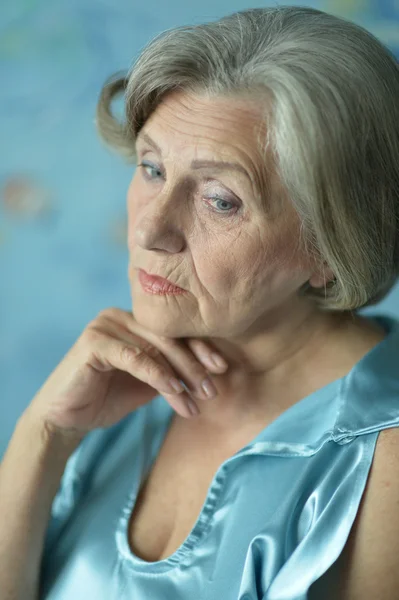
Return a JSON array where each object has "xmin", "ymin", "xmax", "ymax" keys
[{"xmin": 136, "ymin": 89, "xmax": 287, "ymax": 217}]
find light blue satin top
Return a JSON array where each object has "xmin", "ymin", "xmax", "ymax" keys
[{"xmin": 39, "ymin": 313, "xmax": 399, "ymax": 600}]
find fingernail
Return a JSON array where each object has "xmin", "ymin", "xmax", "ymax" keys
[
  {"xmin": 210, "ymin": 353, "xmax": 228, "ymax": 369},
  {"xmin": 187, "ymin": 399, "xmax": 200, "ymax": 416},
  {"xmin": 169, "ymin": 378, "xmax": 185, "ymax": 394},
  {"xmin": 201, "ymin": 376, "xmax": 218, "ymax": 398}
]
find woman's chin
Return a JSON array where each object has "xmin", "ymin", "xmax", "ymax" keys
[{"xmin": 131, "ymin": 302, "xmax": 188, "ymax": 338}]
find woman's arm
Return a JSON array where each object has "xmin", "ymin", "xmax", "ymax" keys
[
  {"xmin": 0, "ymin": 407, "xmax": 84, "ymax": 600},
  {"xmin": 309, "ymin": 426, "xmax": 399, "ymax": 600}
]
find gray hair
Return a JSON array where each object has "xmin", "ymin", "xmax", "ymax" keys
[{"xmin": 95, "ymin": 5, "xmax": 399, "ymax": 312}]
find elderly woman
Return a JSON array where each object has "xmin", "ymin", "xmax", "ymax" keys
[{"xmin": 1, "ymin": 5, "xmax": 399, "ymax": 600}]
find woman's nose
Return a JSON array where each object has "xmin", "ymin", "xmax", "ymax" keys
[{"xmin": 133, "ymin": 202, "xmax": 185, "ymax": 253}]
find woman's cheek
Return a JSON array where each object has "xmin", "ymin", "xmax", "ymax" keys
[{"xmin": 195, "ymin": 253, "xmax": 236, "ymax": 296}]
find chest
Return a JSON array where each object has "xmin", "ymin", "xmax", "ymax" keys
[{"xmin": 127, "ymin": 419, "xmax": 244, "ymax": 563}]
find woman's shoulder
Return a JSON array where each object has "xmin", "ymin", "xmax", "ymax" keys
[
  {"xmin": 331, "ymin": 312, "xmax": 399, "ymax": 442},
  {"xmin": 309, "ymin": 424, "xmax": 399, "ymax": 599}
]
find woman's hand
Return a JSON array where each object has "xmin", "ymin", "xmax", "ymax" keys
[{"xmin": 26, "ymin": 307, "xmax": 228, "ymax": 439}]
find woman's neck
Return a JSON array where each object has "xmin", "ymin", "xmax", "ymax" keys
[{"xmin": 183, "ymin": 311, "xmax": 386, "ymax": 432}]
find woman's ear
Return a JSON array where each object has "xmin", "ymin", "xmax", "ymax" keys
[{"xmin": 308, "ymin": 266, "xmax": 335, "ymax": 289}]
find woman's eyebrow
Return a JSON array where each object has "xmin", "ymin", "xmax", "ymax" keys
[{"xmin": 136, "ymin": 131, "xmax": 254, "ymax": 185}]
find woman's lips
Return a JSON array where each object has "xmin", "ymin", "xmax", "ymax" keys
[{"xmin": 138, "ymin": 269, "xmax": 186, "ymax": 295}]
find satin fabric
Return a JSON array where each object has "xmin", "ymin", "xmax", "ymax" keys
[{"xmin": 39, "ymin": 313, "xmax": 399, "ymax": 600}]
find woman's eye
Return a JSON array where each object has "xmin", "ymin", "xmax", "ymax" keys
[
  {"xmin": 206, "ymin": 198, "xmax": 237, "ymax": 215},
  {"xmin": 137, "ymin": 161, "xmax": 239, "ymax": 216},
  {"xmin": 137, "ymin": 162, "xmax": 162, "ymax": 180}
]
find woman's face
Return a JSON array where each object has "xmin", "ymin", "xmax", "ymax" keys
[{"xmin": 127, "ymin": 90, "xmax": 320, "ymax": 339}]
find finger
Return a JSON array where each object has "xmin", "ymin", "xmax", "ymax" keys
[
  {"xmin": 100, "ymin": 310, "xmax": 218, "ymax": 403},
  {"xmin": 94, "ymin": 314, "xmax": 204, "ymax": 417},
  {"xmin": 120, "ymin": 344, "xmax": 201, "ymax": 418},
  {"xmin": 86, "ymin": 326, "xmax": 201, "ymax": 418},
  {"xmin": 185, "ymin": 339, "xmax": 229, "ymax": 372},
  {"xmin": 163, "ymin": 390, "xmax": 200, "ymax": 418},
  {"xmin": 101, "ymin": 366, "xmax": 199, "ymax": 419},
  {"xmin": 155, "ymin": 337, "xmax": 219, "ymax": 402}
]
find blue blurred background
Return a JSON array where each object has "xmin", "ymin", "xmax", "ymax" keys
[{"xmin": 1, "ymin": 0, "xmax": 399, "ymax": 457}]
